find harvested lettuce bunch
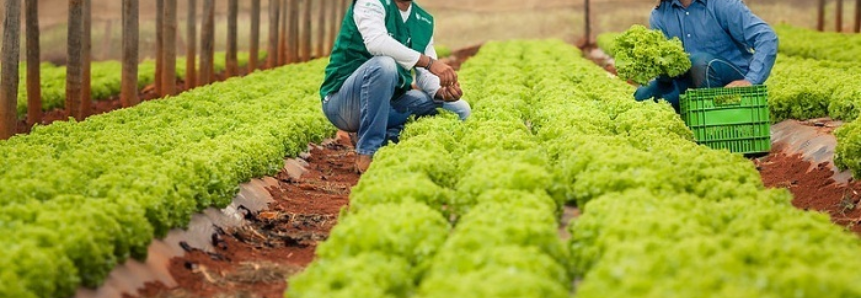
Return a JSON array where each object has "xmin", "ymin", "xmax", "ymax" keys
[{"xmin": 614, "ymin": 25, "xmax": 691, "ymax": 85}]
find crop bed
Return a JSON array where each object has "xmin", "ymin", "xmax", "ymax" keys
[
  {"xmin": 0, "ymin": 58, "xmax": 333, "ymax": 298},
  {"xmin": 128, "ymin": 137, "xmax": 358, "ymax": 298}
]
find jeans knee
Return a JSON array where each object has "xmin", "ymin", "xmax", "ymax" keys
[
  {"xmin": 689, "ymin": 52, "xmax": 713, "ymax": 69},
  {"xmin": 322, "ymin": 98, "xmax": 359, "ymax": 132},
  {"xmin": 689, "ymin": 52, "xmax": 716, "ymax": 78},
  {"xmin": 688, "ymin": 52, "xmax": 716, "ymax": 88},
  {"xmin": 367, "ymin": 56, "xmax": 399, "ymax": 80},
  {"xmin": 443, "ymin": 100, "xmax": 471, "ymax": 121},
  {"xmin": 411, "ymin": 94, "xmax": 440, "ymax": 117}
]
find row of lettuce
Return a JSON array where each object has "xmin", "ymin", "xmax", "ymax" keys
[
  {"xmin": 4, "ymin": 51, "xmax": 268, "ymax": 118},
  {"xmin": 288, "ymin": 41, "xmax": 573, "ymax": 298},
  {"xmin": 778, "ymin": 27, "xmax": 861, "ymax": 179},
  {"xmin": 768, "ymin": 24, "xmax": 861, "ymax": 122},
  {"xmin": 0, "ymin": 58, "xmax": 335, "ymax": 298},
  {"xmin": 287, "ymin": 40, "xmax": 861, "ymax": 297}
]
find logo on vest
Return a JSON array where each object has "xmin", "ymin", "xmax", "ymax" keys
[{"xmin": 415, "ymin": 13, "xmax": 432, "ymax": 25}]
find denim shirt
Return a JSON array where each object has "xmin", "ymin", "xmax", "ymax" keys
[{"xmin": 651, "ymin": 0, "xmax": 778, "ymax": 84}]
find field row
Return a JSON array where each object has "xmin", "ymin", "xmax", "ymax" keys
[
  {"xmin": 0, "ymin": 58, "xmax": 334, "ymax": 298},
  {"xmin": 288, "ymin": 40, "xmax": 861, "ymax": 297},
  {"xmin": 768, "ymin": 26, "xmax": 861, "ymax": 122},
  {"xmin": 289, "ymin": 41, "xmax": 576, "ymax": 298}
]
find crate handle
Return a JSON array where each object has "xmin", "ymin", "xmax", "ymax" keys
[{"xmin": 712, "ymin": 94, "xmax": 743, "ymax": 106}]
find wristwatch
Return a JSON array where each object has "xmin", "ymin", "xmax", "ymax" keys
[{"xmin": 426, "ymin": 57, "xmax": 435, "ymax": 69}]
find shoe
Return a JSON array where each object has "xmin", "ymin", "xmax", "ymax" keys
[{"xmin": 355, "ymin": 154, "xmax": 372, "ymax": 174}]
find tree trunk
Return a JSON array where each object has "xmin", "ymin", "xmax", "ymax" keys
[
  {"xmin": 81, "ymin": 0, "xmax": 92, "ymax": 117},
  {"xmin": 226, "ymin": 0, "xmax": 238, "ymax": 77},
  {"xmin": 25, "ymin": 0, "xmax": 41, "ymax": 127},
  {"xmin": 837, "ymin": 0, "xmax": 844, "ymax": 32},
  {"xmin": 199, "ymin": 0, "xmax": 215, "ymax": 86},
  {"xmin": 289, "ymin": 0, "xmax": 300, "ymax": 63},
  {"xmin": 328, "ymin": 0, "xmax": 337, "ymax": 54},
  {"xmin": 268, "ymin": 0, "xmax": 280, "ymax": 68},
  {"xmin": 280, "ymin": 0, "xmax": 288, "ymax": 65},
  {"xmin": 155, "ymin": 0, "xmax": 164, "ymax": 95},
  {"xmin": 67, "ymin": 0, "xmax": 83, "ymax": 120},
  {"xmin": 855, "ymin": 0, "xmax": 860, "ymax": 33},
  {"xmin": 317, "ymin": 0, "xmax": 326, "ymax": 58},
  {"xmin": 186, "ymin": 0, "xmax": 197, "ymax": 89},
  {"xmin": 0, "ymin": 3, "xmax": 5, "ymax": 47},
  {"xmin": 249, "ymin": 0, "xmax": 260, "ymax": 71},
  {"xmin": 339, "ymin": 0, "xmax": 348, "ymax": 35},
  {"xmin": 584, "ymin": 0, "xmax": 591, "ymax": 45},
  {"xmin": 163, "ymin": 0, "xmax": 177, "ymax": 95},
  {"xmin": 0, "ymin": 0, "xmax": 21, "ymax": 139},
  {"xmin": 817, "ymin": 0, "xmax": 826, "ymax": 31},
  {"xmin": 302, "ymin": 0, "xmax": 312, "ymax": 61},
  {"xmin": 121, "ymin": 0, "xmax": 140, "ymax": 108}
]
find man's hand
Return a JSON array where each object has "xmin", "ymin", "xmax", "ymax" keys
[
  {"xmin": 435, "ymin": 83, "xmax": 463, "ymax": 102},
  {"xmin": 423, "ymin": 55, "xmax": 457, "ymax": 87},
  {"xmin": 725, "ymin": 80, "xmax": 753, "ymax": 88}
]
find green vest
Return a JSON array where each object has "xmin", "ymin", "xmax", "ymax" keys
[{"xmin": 320, "ymin": 0, "xmax": 434, "ymax": 100}]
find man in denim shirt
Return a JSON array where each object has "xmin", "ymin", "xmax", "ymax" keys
[{"xmin": 634, "ymin": 0, "xmax": 778, "ymax": 111}]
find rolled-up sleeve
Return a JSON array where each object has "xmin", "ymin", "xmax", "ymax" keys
[
  {"xmin": 353, "ymin": 0, "xmax": 421, "ymax": 69},
  {"xmin": 717, "ymin": 0, "xmax": 778, "ymax": 85}
]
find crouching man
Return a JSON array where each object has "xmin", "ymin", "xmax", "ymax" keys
[
  {"xmin": 634, "ymin": 0, "xmax": 778, "ymax": 112},
  {"xmin": 320, "ymin": 0, "xmax": 471, "ymax": 173}
]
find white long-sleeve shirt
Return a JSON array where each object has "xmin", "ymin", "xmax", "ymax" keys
[{"xmin": 353, "ymin": 0, "xmax": 442, "ymax": 98}]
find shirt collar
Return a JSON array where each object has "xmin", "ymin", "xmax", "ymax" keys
[{"xmin": 671, "ymin": 0, "xmax": 706, "ymax": 8}]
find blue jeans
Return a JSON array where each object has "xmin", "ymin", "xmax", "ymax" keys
[
  {"xmin": 322, "ymin": 56, "xmax": 471, "ymax": 156},
  {"xmin": 634, "ymin": 52, "xmax": 745, "ymax": 112}
]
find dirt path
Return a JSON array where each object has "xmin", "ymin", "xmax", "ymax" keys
[
  {"xmin": 126, "ymin": 136, "xmax": 358, "ymax": 298},
  {"xmin": 756, "ymin": 149, "xmax": 861, "ymax": 235},
  {"xmin": 116, "ymin": 46, "xmax": 485, "ymax": 298}
]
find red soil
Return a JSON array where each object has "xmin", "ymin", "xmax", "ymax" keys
[
  {"xmin": 443, "ymin": 43, "xmax": 483, "ymax": 71},
  {"xmin": 126, "ymin": 136, "xmax": 358, "ymax": 298},
  {"xmin": 756, "ymin": 149, "xmax": 861, "ymax": 235}
]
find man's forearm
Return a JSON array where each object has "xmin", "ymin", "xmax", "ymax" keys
[{"xmin": 744, "ymin": 30, "xmax": 778, "ymax": 84}]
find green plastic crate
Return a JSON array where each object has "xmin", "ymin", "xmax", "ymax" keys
[{"xmin": 680, "ymin": 85, "xmax": 771, "ymax": 156}]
